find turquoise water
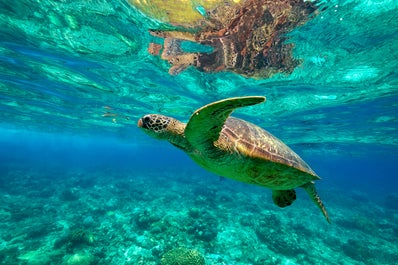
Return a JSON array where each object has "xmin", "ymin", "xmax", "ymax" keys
[{"xmin": 1, "ymin": 0, "xmax": 397, "ymax": 264}]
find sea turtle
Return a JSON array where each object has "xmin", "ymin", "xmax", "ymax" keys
[{"xmin": 137, "ymin": 96, "xmax": 330, "ymax": 223}]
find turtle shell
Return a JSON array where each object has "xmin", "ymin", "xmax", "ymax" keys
[{"xmin": 211, "ymin": 117, "xmax": 320, "ymax": 189}]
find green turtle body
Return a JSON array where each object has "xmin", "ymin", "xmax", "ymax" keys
[
  {"xmin": 138, "ymin": 96, "xmax": 330, "ymax": 223},
  {"xmin": 187, "ymin": 116, "xmax": 319, "ymax": 190}
]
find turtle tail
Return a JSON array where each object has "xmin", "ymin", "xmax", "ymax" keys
[{"xmin": 301, "ymin": 182, "xmax": 331, "ymax": 224}]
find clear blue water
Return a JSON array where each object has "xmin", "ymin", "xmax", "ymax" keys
[{"xmin": 0, "ymin": 0, "xmax": 397, "ymax": 264}]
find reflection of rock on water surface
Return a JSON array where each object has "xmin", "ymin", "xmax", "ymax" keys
[{"xmin": 130, "ymin": 0, "xmax": 319, "ymax": 78}]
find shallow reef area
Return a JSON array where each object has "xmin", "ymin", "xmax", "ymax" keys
[{"xmin": 0, "ymin": 165, "xmax": 397, "ymax": 265}]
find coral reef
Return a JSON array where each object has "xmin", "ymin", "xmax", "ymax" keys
[
  {"xmin": 135, "ymin": 209, "xmax": 161, "ymax": 230},
  {"xmin": 161, "ymin": 247, "xmax": 205, "ymax": 265},
  {"xmin": 60, "ymin": 188, "xmax": 80, "ymax": 201},
  {"xmin": 69, "ymin": 229, "xmax": 95, "ymax": 246},
  {"xmin": 186, "ymin": 211, "xmax": 218, "ymax": 242},
  {"xmin": 341, "ymin": 239, "xmax": 373, "ymax": 262},
  {"xmin": 255, "ymin": 226, "xmax": 304, "ymax": 257},
  {"xmin": 53, "ymin": 228, "xmax": 95, "ymax": 250},
  {"xmin": 2, "ymin": 167, "xmax": 398, "ymax": 264},
  {"xmin": 66, "ymin": 253, "xmax": 95, "ymax": 265}
]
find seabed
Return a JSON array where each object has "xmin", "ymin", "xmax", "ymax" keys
[{"xmin": 1, "ymin": 165, "xmax": 397, "ymax": 265}]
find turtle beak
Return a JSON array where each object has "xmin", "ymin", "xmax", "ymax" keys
[{"xmin": 137, "ymin": 118, "xmax": 143, "ymax": 128}]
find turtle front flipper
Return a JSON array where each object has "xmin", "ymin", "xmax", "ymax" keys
[
  {"xmin": 149, "ymin": 30, "xmax": 197, "ymax": 42},
  {"xmin": 301, "ymin": 182, "xmax": 331, "ymax": 224},
  {"xmin": 272, "ymin": 189, "xmax": 297, "ymax": 207},
  {"xmin": 185, "ymin": 96, "xmax": 265, "ymax": 151},
  {"xmin": 149, "ymin": 36, "xmax": 199, "ymax": 75}
]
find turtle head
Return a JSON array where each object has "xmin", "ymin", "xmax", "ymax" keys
[
  {"xmin": 138, "ymin": 114, "xmax": 190, "ymax": 150},
  {"xmin": 138, "ymin": 114, "xmax": 172, "ymax": 138}
]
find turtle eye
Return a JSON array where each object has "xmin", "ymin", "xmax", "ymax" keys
[{"xmin": 143, "ymin": 116, "xmax": 151, "ymax": 123}]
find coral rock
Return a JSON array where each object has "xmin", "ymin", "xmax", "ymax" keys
[{"xmin": 161, "ymin": 247, "xmax": 205, "ymax": 265}]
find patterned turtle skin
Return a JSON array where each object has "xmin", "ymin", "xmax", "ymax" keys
[
  {"xmin": 130, "ymin": 0, "xmax": 319, "ymax": 78},
  {"xmin": 137, "ymin": 96, "xmax": 330, "ymax": 223}
]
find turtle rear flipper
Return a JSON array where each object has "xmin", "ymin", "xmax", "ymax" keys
[
  {"xmin": 301, "ymin": 182, "xmax": 331, "ymax": 224},
  {"xmin": 272, "ymin": 189, "xmax": 297, "ymax": 207}
]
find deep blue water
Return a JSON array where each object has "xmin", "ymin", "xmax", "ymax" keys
[
  {"xmin": 1, "ymin": 0, "xmax": 398, "ymax": 264},
  {"xmin": 2, "ymin": 127, "xmax": 396, "ymax": 195}
]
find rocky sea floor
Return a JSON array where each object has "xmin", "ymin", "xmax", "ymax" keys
[{"xmin": 1, "ymin": 165, "xmax": 397, "ymax": 265}]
